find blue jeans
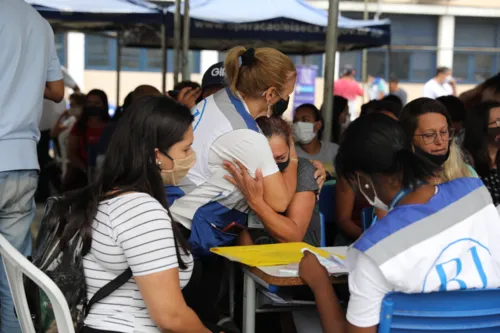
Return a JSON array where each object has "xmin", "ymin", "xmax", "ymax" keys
[{"xmin": 0, "ymin": 170, "xmax": 38, "ymax": 333}]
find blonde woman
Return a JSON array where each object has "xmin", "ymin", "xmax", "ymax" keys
[{"xmin": 399, "ymin": 97, "xmax": 475, "ymax": 186}]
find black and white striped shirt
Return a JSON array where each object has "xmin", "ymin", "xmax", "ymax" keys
[{"xmin": 83, "ymin": 192, "xmax": 193, "ymax": 333}]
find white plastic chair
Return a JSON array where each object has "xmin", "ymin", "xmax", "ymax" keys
[{"xmin": 0, "ymin": 234, "xmax": 75, "ymax": 333}]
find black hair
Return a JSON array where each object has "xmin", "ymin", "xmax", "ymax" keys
[
  {"xmin": 256, "ymin": 116, "xmax": 291, "ymax": 145},
  {"xmin": 332, "ymin": 95, "xmax": 348, "ymax": 144},
  {"xmin": 360, "ymin": 100, "xmax": 380, "ymax": 117},
  {"xmin": 389, "ymin": 77, "xmax": 399, "ymax": 84},
  {"xmin": 380, "ymin": 95, "xmax": 403, "ymax": 117},
  {"xmin": 436, "ymin": 95, "xmax": 466, "ymax": 124},
  {"xmin": 335, "ymin": 113, "xmax": 439, "ymax": 189},
  {"xmin": 399, "ymin": 97, "xmax": 452, "ymax": 140},
  {"xmin": 112, "ymin": 91, "xmax": 134, "ymax": 121},
  {"xmin": 69, "ymin": 92, "xmax": 86, "ymax": 106},
  {"xmin": 60, "ymin": 96, "xmax": 192, "ymax": 268},
  {"xmin": 463, "ymin": 101, "xmax": 500, "ymax": 177},
  {"xmin": 436, "ymin": 66, "xmax": 451, "ymax": 76},
  {"xmin": 295, "ymin": 103, "xmax": 324, "ymax": 139},
  {"xmin": 174, "ymin": 80, "xmax": 201, "ymax": 91}
]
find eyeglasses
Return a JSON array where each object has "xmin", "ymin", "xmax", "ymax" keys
[
  {"xmin": 488, "ymin": 119, "xmax": 500, "ymax": 127},
  {"xmin": 415, "ymin": 128, "xmax": 455, "ymax": 145}
]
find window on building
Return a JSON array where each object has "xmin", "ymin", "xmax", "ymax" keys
[
  {"xmin": 55, "ymin": 33, "xmax": 66, "ymax": 66},
  {"xmin": 454, "ymin": 17, "xmax": 499, "ymax": 83},
  {"xmin": 85, "ymin": 35, "xmax": 112, "ymax": 69},
  {"xmin": 85, "ymin": 35, "xmax": 200, "ymax": 73},
  {"xmin": 339, "ymin": 13, "xmax": 437, "ymax": 83}
]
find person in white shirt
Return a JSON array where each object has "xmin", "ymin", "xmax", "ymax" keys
[
  {"xmin": 37, "ymin": 66, "xmax": 80, "ymax": 202},
  {"xmin": 0, "ymin": 1, "xmax": 64, "ymax": 331},
  {"xmin": 423, "ymin": 67, "xmax": 456, "ymax": 99},
  {"xmin": 367, "ymin": 75, "xmax": 389, "ymax": 100},
  {"xmin": 296, "ymin": 113, "xmax": 500, "ymax": 333},
  {"xmin": 167, "ymin": 46, "xmax": 297, "ymax": 323}
]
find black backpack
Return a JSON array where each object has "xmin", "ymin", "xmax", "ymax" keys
[{"xmin": 25, "ymin": 197, "xmax": 132, "ymax": 332}]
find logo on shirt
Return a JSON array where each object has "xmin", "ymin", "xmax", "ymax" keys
[
  {"xmin": 422, "ymin": 238, "xmax": 491, "ymax": 293},
  {"xmin": 192, "ymin": 99, "xmax": 207, "ymax": 131}
]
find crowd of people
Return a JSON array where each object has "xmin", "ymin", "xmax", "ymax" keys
[{"xmin": 4, "ymin": 1, "xmax": 500, "ymax": 333}]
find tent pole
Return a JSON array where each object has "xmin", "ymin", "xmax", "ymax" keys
[
  {"xmin": 182, "ymin": 0, "xmax": 190, "ymax": 80},
  {"xmin": 173, "ymin": 0, "xmax": 181, "ymax": 85},
  {"xmin": 161, "ymin": 23, "xmax": 167, "ymax": 94},
  {"xmin": 387, "ymin": 44, "xmax": 391, "ymax": 80},
  {"xmin": 361, "ymin": 0, "xmax": 369, "ymax": 103},
  {"xmin": 322, "ymin": 0, "xmax": 340, "ymax": 143},
  {"xmin": 116, "ymin": 31, "xmax": 122, "ymax": 109}
]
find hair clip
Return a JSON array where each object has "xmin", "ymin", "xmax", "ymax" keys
[{"xmin": 240, "ymin": 48, "xmax": 256, "ymax": 68}]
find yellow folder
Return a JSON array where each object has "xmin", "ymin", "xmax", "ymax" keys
[{"xmin": 210, "ymin": 242, "xmax": 330, "ymax": 267}]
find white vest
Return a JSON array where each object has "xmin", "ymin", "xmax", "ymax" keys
[{"xmin": 351, "ymin": 178, "xmax": 500, "ymax": 293}]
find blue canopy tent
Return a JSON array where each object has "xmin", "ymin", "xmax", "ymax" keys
[
  {"xmin": 26, "ymin": 0, "xmax": 169, "ymax": 97},
  {"xmin": 26, "ymin": 0, "xmax": 165, "ymax": 30},
  {"xmin": 123, "ymin": 0, "xmax": 390, "ymax": 54}
]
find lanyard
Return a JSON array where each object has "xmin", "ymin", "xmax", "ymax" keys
[{"xmin": 370, "ymin": 188, "xmax": 412, "ymax": 227}]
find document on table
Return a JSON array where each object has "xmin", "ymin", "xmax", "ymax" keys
[{"xmin": 210, "ymin": 242, "xmax": 330, "ymax": 267}]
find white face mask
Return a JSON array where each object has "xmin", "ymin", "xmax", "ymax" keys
[
  {"xmin": 293, "ymin": 122, "xmax": 316, "ymax": 144},
  {"xmin": 68, "ymin": 106, "xmax": 83, "ymax": 117},
  {"xmin": 357, "ymin": 174, "xmax": 389, "ymax": 211}
]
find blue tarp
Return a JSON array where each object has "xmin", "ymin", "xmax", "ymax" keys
[
  {"xmin": 26, "ymin": 0, "xmax": 164, "ymax": 26},
  {"xmin": 160, "ymin": 0, "xmax": 391, "ymax": 53}
]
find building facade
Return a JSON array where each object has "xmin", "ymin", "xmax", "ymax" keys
[{"xmin": 58, "ymin": 0, "xmax": 500, "ymax": 109}]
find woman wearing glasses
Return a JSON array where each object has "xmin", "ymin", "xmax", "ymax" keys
[
  {"xmin": 399, "ymin": 97, "xmax": 474, "ymax": 186},
  {"xmin": 464, "ymin": 101, "xmax": 500, "ymax": 205}
]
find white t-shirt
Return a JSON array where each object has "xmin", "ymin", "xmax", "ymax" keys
[
  {"xmin": 423, "ymin": 78, "xmax": 453, "ymax": 99},
  {"xmin": 170, "ymin": 88, "xmax": 279, "ymax": 231},
  {"xmin": 346, "ymin": 178, "xmax": 500, "ymax": 328},
  {"xmin": 83, "ymin": 192, "xmax": 193, "ymax": 333}
]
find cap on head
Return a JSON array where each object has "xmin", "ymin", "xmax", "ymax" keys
[{"xmin": 201, "ymin": 61, "xmax": 226, "ymax": 90}]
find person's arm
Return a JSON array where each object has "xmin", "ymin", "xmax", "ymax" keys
[
  {"xmin": 111, "ymin": 196, "xmax": 211, "ymax": 333},
  {"xmin": 216, "ymin": 129, "xmax": 296, "ymax": 212},
  {"xmin": 345, "ymin": 250, "xmax": 391, "ymax": 333},
  {"xmin": 299, "ymin": 252, "xmax": 347, "ymax": 333},
  {"xmin": 356, "ymin": 83, "xmax": 364, "ymax": 96},
  {"xmin": 224, "ymin": 161, "xmax": 314, "ymax": 242},
  {"xmin": 67, "ymin": 128, "xmax": 87, "ymax": 171},
  {"xmin": 44, "ymin": 24, "xmax": 64, "ymax": 102},
  {"xmin": 45, "ymin": 81, "xmax": 64, "ymax": 103},
  {"xmin": 336, "ymin": 177, "xmax": 362, "ymax": 239},
  {"xmin": 136, "ymin": 270, "xmax": 210, "ymax": 333},
  {"xmin": 50, "ymin": 111, "xmax": 69, "ymax": 138}
]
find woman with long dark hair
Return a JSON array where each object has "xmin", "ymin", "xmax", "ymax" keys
[
  {"xmin": 464, "ymin": 101, "xmax": 500, "ymax": 205},
  {"xmin": 64, "ymin": 89, "xmax": 110, "ymax": 191},
  {"xmin": 297, "ymin": 113, "xmax": 500, "ymax": 333},
  {"xmin": 62, "ymin": 96, "xmax": 214, "ymax": 333}
]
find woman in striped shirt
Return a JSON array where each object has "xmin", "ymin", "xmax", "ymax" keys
[{"xmin": 62, "ymin": 96, "xmax": 215, "ymax": 333}]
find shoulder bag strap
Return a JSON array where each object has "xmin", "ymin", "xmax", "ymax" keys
[{"xmin": 84, "ymin": 268, "xmax": 132, "ymax": 317}]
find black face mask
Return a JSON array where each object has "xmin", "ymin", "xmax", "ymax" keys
[
  {"xmin": 277, "ymin": 158, "xmax": 290, "ymax": 172},
  {"xmin": 413, "ymin": 144, "xmax": 450, "ymax": 166},
  {"xmin": 272, "ymin": 98, "xmax": 290, "ymax": 116},
  {"xmin": 488, "ymin": 127, "xmax": 500, "ymax": 146},
  {"xmin": 86, "ymin": 106, "xmax": 106, "ymax": 117}
]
